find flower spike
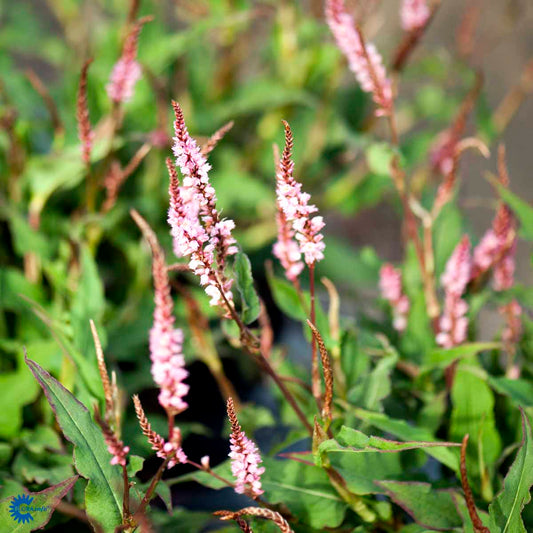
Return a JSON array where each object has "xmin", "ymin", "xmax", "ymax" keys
[
  {"xmin": 131, "ymin": 210, "xmax": 189, "ymax": 415},
  {"xmin": 227, "ymin": 397, "xmax": 265, "ymax": 498},
  {"xmin": 275, "ymin": 121, "xmax": 325, "ymax": 267},
  {"xmin": 379, "ymin": 264, "xmax": 410, "ymax": 332},
  {"xmin": 325, "ymin": 0, "xmax": 392, "ymax": 116}
]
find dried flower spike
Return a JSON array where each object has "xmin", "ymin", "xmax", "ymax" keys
[
  {"xmin": 325, "ymin": 0, "xmax": 392, "ymax": 116},
  {"xmin": 131, "ymin": 210, "xmax": 189, "ymax": 415},
  {"xmin": 401, "ymin": 0, "xmax": 430, "ymax": 32},
  {"xmin": 133, "ymin": 395, "xmax": 187, "ymax": 468},
  {"xmin": 379, "ymin": 264, "xmax": 410, "ymax": 332},
  {"xmin": 275, "ymin": 121, "xmax": 325, "ymax": 266},
  {"xmin": 215, "ymin": 507, "xmax": 294, "ymax": 533},
  {"xmin": 227, "ymin": 397, "xmax": 265, "ymax": 498},
  {"xmin": 436, "ymin": 236, "xmax": 471, "ymax": 348},
  {"xmin": 77, "ymin": 58, "xmax": 93, "ymax": 165}
]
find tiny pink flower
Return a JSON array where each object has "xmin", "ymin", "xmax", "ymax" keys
[{"xmin": 401, "ymin": 0, "xmax": 430, "ymax": 32}]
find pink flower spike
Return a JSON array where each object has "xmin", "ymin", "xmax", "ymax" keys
[
  {"xmin": 325, "ymin": 0, "xmax": 393, "ymax": 116},
  {"xmin": 131, "ymin": 210, "xmax": 189, "ymax": 415},
  {"xmin": 441, "ymin": 235, "xmax": 471, "ymax": 297},
  {"xmin": 437, "ymin": 236, "xmax": 472, "ymax": 348},
  {"xmin": 379, "ymin": 264, "xmax": 410, "ymax": 332},
  {"xmin": 273, "ymin": 207, "xmax": 305, "ymax": 282},
  {"xmin": 106, "ymin": 17, "xmax": 151, "ymax": 104},
  {"xmin": 401, "ymin": 0, "xmax": 430, "ymax": 32},
  {"xmin": 168, "ymin": 103, "xmax": 237, "ymax": 313},
  {"xmin": 275, "ymin": 122, "xmax": 325, "ymax": 267},
  {"xmin": 227, "ymin": 398, "xmax": 265, "ymax": 498},
  {"xmin": 500, "ymin": 299, "xmax": 522, "ymax": 345}
]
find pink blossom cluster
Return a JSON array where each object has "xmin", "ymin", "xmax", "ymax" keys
[
  {"xmin": 325, "ymin": 0, "xmax": 392, "ymax": 116},
  {"xmin": 471, "ymin": 204, "xmax": 516, "ymax": 287},
  {"xmin": 150, "ymin": 242, "xmax": 189, "ymax": 415},
  {"xmin": 107, "ymin": 439, "xmax": 130, "ymax": 467},
  {"xmin": 158, "ymin": 429, "xmax": 188, "ymax": 469},
  {"xmin": 275, "ymin": 122, "xmax": 325, "ymax": 267},
  {"xmin": 379, "ymin": 264, "xmax": 410, "ymax": 332},
  {"xmin": 106, "ymin": 58, "xmax": 142, "ymax": 103},
  {"xmin": 436, "ymin": 236, "xmax": 472, "ymax": 348},
  {"xmin": 106, "ymin": 19, "xmax": 148, "ymax": 103},
  {"xmin": 168, "ymin": 102, "xmax": 237, "ymax": 311},
  {"xmin": 273, "ymin": 210, "xmax": 304, "ymax": 281},
  {"xmin": 401, "ymin": 0, "xmax": 430, "ymax": 32},
  {"xmin": 227, "ymin": 398, "xmax": 265, "ymax": 498},
  {"xmin": 430, "ymin": 130, "xmax": 457, "ymax": 176}
]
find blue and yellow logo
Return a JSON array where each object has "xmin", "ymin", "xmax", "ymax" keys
[{"xmin": 9, "ymin": 494, "xmax": 50, "ymax": 524}]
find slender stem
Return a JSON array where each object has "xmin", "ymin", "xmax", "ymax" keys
[
  {"xmin": 309, "ymin": 263, "xmax": 321, "ymax": 410},
  {"xmin": 134, "ymin": 456, "xmax": 170, "ymax": 516},
  {"xmin": 215, "ymin": 276, "xmax": 313, "ymax": 434},
  {"xmin": 186, "ymin": 460, "xmax": 235, "ymax": 488},
  {"xmin": 122, "ymin": 464, "xmax": 130, "ymax": 518}
]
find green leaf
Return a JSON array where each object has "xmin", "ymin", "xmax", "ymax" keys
[
  {"xmin": 320, "ymin": 426, "xmax": 460, "ymax": 455},
  {"xmin": 488, "ymin": 377, "xmax": 533, "ymax": 407},
  {"xmin": 450, "ymin": 363, "xmax": 501, "ymax": 475},
  {"xmin": 267, "ymin": 274, "xmax": 332, "ymax": 347},
  {"xmin": 261, "ymin": 458, "xmax": 347, "ymax": 529},
  {"xmin": 351, "ymin": 408, "xmax": 459, "ymax": 472},
  {"xmin": 0, "ymin": 348, "xmax": 40, "ymax": 439},
  {"xmin": 25, "ymin": 357, "xmax": 123, "ymax": 532},
  {"xmin": 0, "ymin": 476, "xmax": 78, "ymax": 533},
  {"xmin": 423, "ymin": 343, "xmax": 501, "ymax": 371},
  {"xmin": 366, "ymin": 142, "xmax": 394, "ymax": 176},
  {"xmin": 377, "ymin": 481, "xmax": 463, "ymax": 530},
  {"xmin": 70, "ymin": 246, "xmax": 105, "ymax": 356},
  {"xmin": 233, "ymin": 251, "xmax": 261, "ymax": 324},
  {"xmin": 489, "ymin": 410, "xmax": 533, "ymax": 533},
  {"xmin": 347, "ymin": 346, "xmax": 398, "ymax": 412}
]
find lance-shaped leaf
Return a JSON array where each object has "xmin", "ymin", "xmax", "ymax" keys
[
  {"xmin": 25, "ymin": 357, "xmax": 123, "ymax": 532},
  {"xmin": 233, "ymin": 251, "xmax": 261, "ymax": 324},
  {"xmin": 0, "ymin": 475, "xmax": 78, "ymax": 533},
  {"xmin": 319, "ymin": 426, "xmax": 460, "ymax": 461},
  {"xmin": 489, "ymin": 409, "xmax": 533, "ymax": 533},
  {"xmin": 487, "ymin": 376, "xmax": 533, "ymax": 407},
  {"xmin": 377, "ymin": 481, "xmax": 463, "ymax": 531},
  {"xmin": 352, "ymin": 408, "xmax": 459, "ymax": 472}
]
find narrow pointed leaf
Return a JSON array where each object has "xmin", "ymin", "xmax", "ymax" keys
[
  {"xmin": 489, "ymin": 409, "xmax": 533, "ymax": 533},
  {"xmin": 25, "ymin": 357, "xmax": 123, "ymax": 532}
]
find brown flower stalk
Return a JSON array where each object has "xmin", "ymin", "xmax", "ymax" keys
[
  {"xmin": 90, "ymin": 320, "xmax": 114, "ymax": 422},
  {"xmin": 102, "ymin": 142, "xmax": 151, "ymax": 212},
  {"xmin": 215, "ymin": 508, "xmax": 294, "ymax": 533},
  {"xmin": 132, "ymin": 395, "xmax": 166, "ymax": 456},
  {"xmin": 307, "ymin": 320, "xmax": 333, "ymax": 423},
  {"xmin": 200, "ymin": 120, "xmax": 234, "ymax": 157},
  {"xmin": 460, "ymin": 435, "xmax": 490, "ymax": 533},
  {"xmin": 392, "ymin": 0, "xmax": 441, "ymax": 73},
  {"xmin": 76, "ymin": 58, "xmax": 93, "ymax": 166},
  {"xmin": 93, "ymin": 406, "xmax": 130, "ymax": 468}
]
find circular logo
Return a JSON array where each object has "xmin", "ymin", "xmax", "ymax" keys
[{"xmin": 9, "ymin": 494, "xmax": 35, "ymax": 524}]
